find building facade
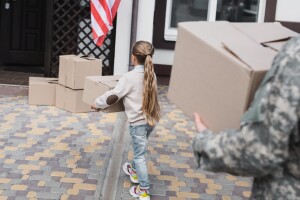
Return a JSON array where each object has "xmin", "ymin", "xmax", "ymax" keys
[
  {"xmin": 114, "ymin": 0, "xmax": 300, "ymax": 76},
  {"xmin": 0, "ymin": 0, "xmax": 299, "ymax": 77}
]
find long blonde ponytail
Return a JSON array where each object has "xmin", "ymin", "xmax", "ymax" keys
[{"xmin": 132, "ymin": 41, "xmax": 160, "ymax": 126}]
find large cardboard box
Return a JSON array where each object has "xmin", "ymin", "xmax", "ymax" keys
[
  {"xmin": 59, "ymin": 55, "xmax": 102, "ymax": 89},
  {"xmin": 28, "ymin": 77, "xmax": 58, "ymax": 106},
  {"xmin": 168, "ymin": 22, "xmax": 298, "ymax": 132},
  {"xmin": 55, "ymin": 84, "xmax": 93, "ymax": 113},
  {"xmin": 83, "ymin": 76, "xmax": 125, "ymax": 113}
]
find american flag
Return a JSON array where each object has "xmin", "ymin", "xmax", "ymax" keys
[{"xmin": 91, "ymin": 0, "xmax": 121, "ymax": 46}]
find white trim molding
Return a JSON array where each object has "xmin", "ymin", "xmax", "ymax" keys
[
  {"xmin": 164, "ymin": 0, "xmax": 266, "ymax": 41},
  {"xmin": 113, "ymin": 0, "xmax": 133, "ymax": 75},
  {"xmin": 136, "ymin": 0, "xmax": 155, "ymax": 42},
  {"xmin": 257, "ymin": 0, "xmax": 266, "ymax": 22},
  {"xmin": 164, "ymin": 0, "xmax": 177, "ymax": 41},
  {"xmin": 207, "ymin": 0, "xmax": 217, "ymax": 21}
]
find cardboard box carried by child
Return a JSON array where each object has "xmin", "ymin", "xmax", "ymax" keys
[
  {"xmin": 168, "ymin": 21, "xmax": 298, "ymax": 132},
  {"xmin": 55, "ymin": 84, "xmax": 94, "ymax": 113},
  {"xmin": 83, "ymin": 75, "xmax": 125, "ymax": 113}
]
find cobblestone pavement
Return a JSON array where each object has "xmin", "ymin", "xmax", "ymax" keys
[
  {"xmin": 0, "ymin": 95, "xmax": 117, "ymax": 200},
  {"xmin": 0, "ymin": 86, "xmax": 253, "ymax": 199}
]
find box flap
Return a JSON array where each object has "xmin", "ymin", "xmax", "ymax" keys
[
  {"xmin": 87, "ymin": 75, "xmax": 121, "ymax": 82},
  {"xmin": 233, "ymin": 22, "xmax": 298, "ymax": 43},
  {"xmin": 29, "ymin": 77, "xmax": 58, "ymax": 84},
  {"xmin": 72, "ymin": 56, "xmax": 89, "ymax": 62},
  {"xmin": 101, "ymin": 80, "xmax": 118, "ymax": 89},
  {"xmin": 85, "ymin": 75, "xmax": 120, "ymax": 89},
  {"xmin": 79, "ymin": 55, "xmax": 98, "ymax": 61},
  {"xmin": 48, "ymin": 80, "xmax": 59, "ymax": 84},
  {"xmin": 179, "ymin": 21, "xmax": 231, "ymax": 49},
  {"xmin": 29, "ymin": 77, "xmax": 58, "ymax": 81},
  {"xmin": 179, "ymin": 21, "xmax": 273, "ymax": 71},
  {"xmin": 222, "ymin": 25, "xmax": 277, "ymax": 71},
  {"xmin": 264, "ymin": 41, "xmax": 287, "ymax": 51},
  {"xmin": 59, "ymin": 54, "xmax": 77, "ymax": 59},
  {"xmin": 62, "ymin": 55, "xmax": 101, "ymax": 63}
]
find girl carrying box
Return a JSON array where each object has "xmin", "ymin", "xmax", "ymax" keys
[{"xmin": 92, "ymin": 41, "xmax": 160, "ymax": 200}]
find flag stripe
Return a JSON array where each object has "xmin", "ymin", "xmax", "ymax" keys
[
  {"xmin": 111, "ymin": 0, "xmax": 121, "ymax": 19},
  {"xmin": 91, "ymin": 14, "xmax": 103, "ymax": 39},
  {"xmin": 91, "ymin": 1, "xmax": 110, "ymax": 36},
  {"xmin": 96, "ymin": 36, "xmax": 106, "ymax": 46},
  {"xmin": 99, "ymin": 0, "xmax": 112, "ymax": 26},
  {"xmin": 92, "ymin": 0, "xmax": 112, "ymax": 28},
  {"xmin": 91, "ymin": 0, "xmax": 120, "ymax": 46}
]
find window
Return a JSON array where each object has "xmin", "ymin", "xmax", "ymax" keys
[{"xmin": 164, "ymin": 0, "xmax": 266, "ymax": 41}]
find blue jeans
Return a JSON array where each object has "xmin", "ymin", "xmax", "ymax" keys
[{"xmin": 130, "ymin": 124, "xmax": 154, "ymax": 190}]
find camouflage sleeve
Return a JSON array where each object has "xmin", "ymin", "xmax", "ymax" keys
[{"xmin": 193, "ymin": 36, "xmax": 300, "ymax": 177}]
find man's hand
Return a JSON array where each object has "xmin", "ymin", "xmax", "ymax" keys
[
  {"xmin": 194, "ymin": 112, "xmax": 207, "ymax": 132},
  {"xmin": 91, "ymin": 104, "xmax": 101, "ymax": 111}
]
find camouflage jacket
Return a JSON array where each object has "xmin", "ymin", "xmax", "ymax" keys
[{"xmin": 193, "ymin": 36, "xmax": 300, "ymax": 200}]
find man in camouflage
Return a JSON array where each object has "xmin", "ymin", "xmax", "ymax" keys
[{"xmin": 193, "ymin": 36, "xmax": 300, "ymax": 200}]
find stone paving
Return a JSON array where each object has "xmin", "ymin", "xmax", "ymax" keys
[
  {"xmin": 0, "ymin": 86, "xmax": 253, "ymax": 199},
  {"xmin": 0, "ymin": 94, "xmax": 117, "ymax": 200}
]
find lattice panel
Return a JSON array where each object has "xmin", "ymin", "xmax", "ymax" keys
[{"xmin": 49, "ymin": 0, "xmax": 116, "ymax": 76}]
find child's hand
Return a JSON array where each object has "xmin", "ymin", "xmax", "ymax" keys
[
  {"xmin": 91, "ymin": 104, "xmax": 101, "ymax": 111},
  {"xmin": 193, "ymin": 112, "xmax": 207, "ymax": 132}
]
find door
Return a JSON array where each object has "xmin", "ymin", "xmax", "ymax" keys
[{"xmin": 0, "ymin": 0, "xmax": 46, "ymax": 66}]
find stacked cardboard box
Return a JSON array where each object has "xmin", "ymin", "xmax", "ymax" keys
[
  {"xmin": 29, "ymin": 55, "xmax": 125, "ymax": 113},
  {"xmin": 82, "ymin": 75, "xmax": 125, "ymax": 113},
  {"xmin": 28, "ymin": 55, "xmax": 102, "ymax": 113},
  {"xmin": 28, "ymin": 77, "xmax": 58, "ymax": 106},
  {"xmin": 55, "ymin": 55, "xmax": 102, "ymax": 113},
  {"xmin": 168, "ymin": 22, "xmax": 298, "ymax": 132}
]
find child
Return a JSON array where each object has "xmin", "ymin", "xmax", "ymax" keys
[{"xmin": 91, "ymin": 41, "xmax": 160, "ymax": 200}]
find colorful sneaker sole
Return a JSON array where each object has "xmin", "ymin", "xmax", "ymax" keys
[
  {"xmin": 123, "ymin": 163, "xmax": 139, "ymax": 184},
  {"xmin": 122, "ymin": 163, "xmax": 131, "ymax": 176},
  {"xmin": 130, "ymin": 175, "xmax": 139, "ymax": 184},
  {"xmin": 129, "ymin": 186, "xmax": 150, "ymax": 200}
]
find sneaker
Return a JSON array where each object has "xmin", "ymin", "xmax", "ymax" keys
[
  {"xmin": 129, "ymin": 185, "xmax": 150, "ymax": 200},
  {"xmin": 123, "ymin": 162, "xmax": 139, "ymax": 184}
]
